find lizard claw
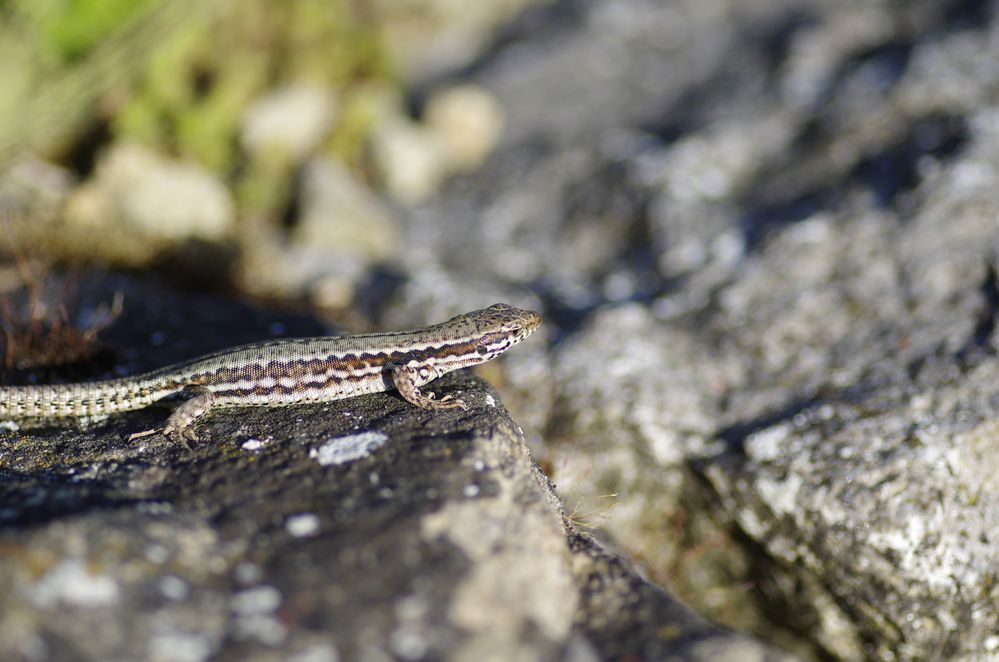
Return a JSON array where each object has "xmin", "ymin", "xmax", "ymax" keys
[
  {"xmin": 128, "ymin": 427, "xmax": 162, "ymax": 442},
  {"xmin": 437, "ymin": 394, "xmax": 468, "ymax": 410}
]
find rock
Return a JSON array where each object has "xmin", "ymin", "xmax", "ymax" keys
[
  {"xmin": 425, "ymin": 85, "xmax": 505, "ymax": 173},
  {"xmin": 374, "ymin": 0, "xmax": 542, "ymax": 81},
  {"xmin": 0, "ymin": 157, "xmax": 73, "ymax": 219},
  {"xmin": 381, "ymin": 0, "xmax": 999, "ymax": 658},
  {"xmin": 75, "ymin": 141, "xmax": 235, "ymax": 242},
  {"xmin": 235, "ymin": 151, "xmax": 402, "ymax": 303},
  {"xmin": 366, "ymin": 85, "xmax": 503, "ymax": 205},
  {"xmin": 570, "ymin": 534, "xmax": 797, "ymax": 662},
  {"xmin": 292, "ymin": 156, "xmax": 399, "ymax": 261},
  {"xmin": 236, "ymin": 229, "xmax": 369, "ymax": 305},
  {"xmin": 370, "ymin": 114, "xmax": 449, "ymax": 204},
  {"xmin": 240, "ymin": 84, "xmax": 337, "ymax": 161},
  {"xmin": 553, "ymin": 305, "xmax": 736, "ymax": 462},
  {"xmin": 547, "ymin": 304, "xmax": 771, "ymax": 635},
  {"xmin": 705, "ymin": 371, "xmax": 999, "ymax": 661},
  {"xmin": 0, "ymin": 274, "xmax": 787, "ymax": 661}
]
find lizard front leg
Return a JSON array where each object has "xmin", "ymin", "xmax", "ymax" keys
[{"xmin": 391, "ymin": 365, "xmax": 467, "ymax": 410}]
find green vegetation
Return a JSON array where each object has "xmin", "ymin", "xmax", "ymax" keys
[{"xmin": 0, "ymin": 0, "xmax": 394, "ymax": 174}]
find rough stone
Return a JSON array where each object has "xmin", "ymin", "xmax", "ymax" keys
[
  {"xmin": 240, "ymin": 84, "xmax": 337, "ymax": 161},
  {"xmin": 0, "ymin": 274, "xmax": 784, "ymax": 661},
  {"xmin": 374, "ymin": 0, "xmax": 543, "ymax": 81},
  {"xmin": 72, "ymin": 141, "xmax": 235, "ymax": 242},
  {"xmin": 370, "ymin": 114, "xmax": 450, "ymax": 204},
  {"xmin": 292, "ymin": 156, "xmax": 399, "ymax": 261},
  {"xmin": 383, "ymin": 0, "xmax": 999, "ymax": 658},
  {"xmin": 11, "ymin": 0, "xmax": 999, "ymax": 658},
  {"xmin": 425, "ymin": 85, "xmax": 505, "ymax": 173}
]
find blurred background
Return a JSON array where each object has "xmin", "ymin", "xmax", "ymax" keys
[
  {"xmin": 3, "ymin": 0, "xmax": 999, "ymax": 660},
  {"xmin": 0, "ymin": 0, "xmax": 520, "ymax": 298}
]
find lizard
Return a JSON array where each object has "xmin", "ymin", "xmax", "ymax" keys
[{"xmin": 0, "ymin": 303, "xmax": 541, "ymax": 441}]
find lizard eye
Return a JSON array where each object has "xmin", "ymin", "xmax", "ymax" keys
[{"xmin": 476, "ymin": 345, "xmax": 490, "ymax": 356}]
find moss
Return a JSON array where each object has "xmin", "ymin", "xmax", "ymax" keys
[
  {"xmin": 21, "ymin": 0, "xmax": 158, "ymax": 63},
  {"xmin": 113, "ymin": 0, "xmax": 393, "ymax": 175},
  {"xmin": 4, "ymin": 0, "xmax": 400, "ymax": 264},
  {"xmin": 175, "ymin": 59, "xmax": 265, "ymax": 170},
  {"xmin": 235, "ymin": 147, "xmax": 295, "ymax": 219},
  {"xmin": 326, "ymin": 84, "xmax": 393, "ymax": 169}
]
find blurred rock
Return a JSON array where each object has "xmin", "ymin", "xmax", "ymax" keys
[
  {"xmin": 381, "ymin": 0, "xmax": 999, "ymax": 658},
  {"xmin": 425, "ymin": 85, "xmax": 504, "ymax": 172},
  {"xmin": 374, "ymin": 0, "xmax": 543, "ymax": 81},
  {"xmin": 548, "ymin": 304, "xmax": 767, "ymax": 635},
  {"xmin": 240, "ymin": 84, "xmax": 337, "ymax": 161},
  {"xmin": 553, "ymin": 304, "xmax": 735, "ymax": 467},
  {"xmin": 67, "ymin": 141, "xmax": 234, "ymax": 242},
  {"xmin": 237, "ymin": 228, "xmax": 368, "ymax": 305},
  {"xmin": 237, "ymin": 156, "xmax": 399, "ymax": 302},
  {"xmin": 293, "ymin": 156, "xmax": 399, "ymax": 261},
  {"xmin": 370, "ymin": 114, "xmax": 449, "ymax": 204},
  {"xmin": 0, "ymin": 157, "xmax": 73, "ymax": 219}
]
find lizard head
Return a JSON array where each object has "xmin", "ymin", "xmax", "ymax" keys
[
  {"xmin": 469, "ymin": 303, "xmax": 542, "ymax": 340},
  {"xmin": 456, "ymin": 303, "xmax": 542, "ymax": 365},
  {"xmin": 422, "ymin": 303, "xmax": 542, "ymax": 376}
]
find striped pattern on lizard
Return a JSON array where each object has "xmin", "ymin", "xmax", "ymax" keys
[{"xmin": 0, "ymin": 303, "xmax": 542, "ymax": 441}]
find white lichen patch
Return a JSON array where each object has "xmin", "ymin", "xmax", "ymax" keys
[
  {"xmin": 31, "ymin": 558, "xmax": 120, "ymax": 608},
  {"xmin": 744, "ymin": 423, "xmax": 792, "ymax": 462},
  {"xmin": 754, "ymin": 472, "xmax": 803, "ymax": 518},
  {"xmin": 231, "ymin": 585, "xmax": 282, "ymax": 615},
  {"xmin": 241, "ymin": 438, "xmax": 268, "ymax": 451},
  {"xmin": 948, "ymin": 418, "xmax": 999, "ymax": 495},
  {"xmin": 285, "ymin": 513, "xmax": 321, "ymax": 538},
  {"xmin": 309, "ymin": 431, "xmax": 388, "ymax": 466}
]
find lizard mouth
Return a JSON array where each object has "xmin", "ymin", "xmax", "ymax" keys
[{"xmin": 519, "ymin": 310, "xmax": 542, "ymax": 336}]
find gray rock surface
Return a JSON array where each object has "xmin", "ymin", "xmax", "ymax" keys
[
  {"xmin": 381, "ymin": 0, "xmax": 999, "ymax": 658},
  {"xmin": 6, "ymin": 0, "xmax": 999, "ymax": 659},
  {"xmin": 0, "ymin": 276, "xmax": 786, "ymax": 661}
]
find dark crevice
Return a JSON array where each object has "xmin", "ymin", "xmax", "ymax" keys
[
  {"xmin": 740, "ymin": 191, "xmax": 829, "ymax": 252},
  {"xmin": 683, "ymin": 461, "xmax": 841, "ymax": 661},
  {"xmin": 637, "ymin": 93, "xmax": 702, "ymax": 146},
  {"xmin": 941, "ymin": 0, "xmax": 996, "ymax": 30},
  {"xmin": 849, "ymin": 114, "xmax": 968, "ymax": 210},
  {"xmin": 57, "ymin": 117, "xmax": 112, "ymax": 177},
  {"xmin": 529, "ymin": 283, "xmax": 603, "ymax": 345},
  {"xmin": 812, "ymin": 40, "xmax": 915, "ymax": 109},
  {"xmin": 280, "ymin": 164, "xmax": 304, "ymax": 230},
  {"xmin": 714, "ymin": 395, "xmax": 822, "ymax": 453},
  {"xmin": 526, "ymin": 155, "xmax": 661, "ymax": 344},
  {"xmin": 754, "ymin": 11, "xmax": 819, "ymax": 81},
  {"xmin": 956, "ymin": 260, "xmax": 999, "ymax": 370},
  {"xmin": 738, "ymin": 113, "xmax": 968, "ymax": 252},
  {"xmin": 638, "ymin": 12, "xmax": 819, "ymax": 144},
  {"xmin": 726, "ymin": 516, "xmax": 844, "ymax": 662}
]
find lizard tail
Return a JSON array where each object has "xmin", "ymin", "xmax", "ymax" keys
[{"xmin": 0, "ymin": 377, "xmax": 173, "ymax": 419}]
